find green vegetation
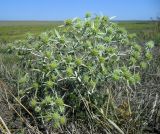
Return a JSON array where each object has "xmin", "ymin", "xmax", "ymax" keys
[
  {"xmin": 0, "ymin": 15, "xmax": 160, "ymax": 134},
  {"xmin": 118, "ymin": 21, "xmax": 160, "ymax": 45},
  {"xmin": 0, "ymin": 21, "xmax": 62, "ymax": 42},
  {"xmin": 118, "ymin": 21, "xmax": 155, "ymax": 32}
]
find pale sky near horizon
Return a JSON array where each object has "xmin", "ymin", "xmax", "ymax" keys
[{"xmin": 0, "ymin": 0, "xmax": 160, "ymax": 20}]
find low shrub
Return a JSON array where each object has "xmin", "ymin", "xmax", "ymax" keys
[{"xmin": 10, "ymin": 13, "xmax": 154, "ymax": 133}]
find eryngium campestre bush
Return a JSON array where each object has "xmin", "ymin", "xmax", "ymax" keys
[{"xmin": 11, "ymin": 13, "xmax": 154, "ymax": 133}]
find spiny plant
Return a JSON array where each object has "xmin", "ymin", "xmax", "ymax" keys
[{"xmin": 10, "ymin": 13, "xmax": 154, "ymax": 133}]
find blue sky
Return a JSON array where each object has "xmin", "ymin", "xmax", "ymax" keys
[{"xmin": 0, "ymin": 0, "xmax": 159, "ymax": 20}]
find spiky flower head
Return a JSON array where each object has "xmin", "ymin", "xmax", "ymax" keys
[
  {"xmin": 55, "ymin": 98, "xmax": 64, "ymax": 106},
  {"xmin": 46, "ymin": 80, "xmax": 54, "ymax": 88},
  {"xmin": 85, "ymin": 12, "xmax": 91, "ymax": 18},
  {"xmin": 66, "ymin": 67, "xmax": 73, "ymax": 76},
  {"xmin": 30, "ymin": 98, "xmax": 37, "ymax": 108},
  {"xmin": 59, "ymin": 116, "xmax": 66, "ymax": 125}
]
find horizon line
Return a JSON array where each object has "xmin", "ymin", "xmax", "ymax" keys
[{"xmin": 0, "ymin": 19, "xmax": 159, "ymax": 22}]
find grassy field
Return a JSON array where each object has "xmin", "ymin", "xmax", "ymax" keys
[
  {"xmin": 118, "ymin": 21, "xmax": 155, "ymax": 32},
  {"xmin": 0, "ymin": 21, "xmax": 63, "ymax": 42},
  {"xmin": 0, "ymin": 21, "xmax": 158, "ymax": 43}
]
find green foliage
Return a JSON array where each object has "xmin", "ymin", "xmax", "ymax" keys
[{"xmin": 10, "ymin": 14, "xmax": 154, "ymax": 132}]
